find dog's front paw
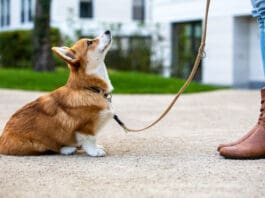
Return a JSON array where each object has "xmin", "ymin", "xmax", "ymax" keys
[
  {"xmin": 96, "ymin": 144, "xmax": 105, "ymax": 150},
  {"xmin": 86, "ymin": 147, "xmax": 106, "ymax": 157},
  {"xmin": 60, "ymin": 146, "xmax": 77, "ymax": 155}
]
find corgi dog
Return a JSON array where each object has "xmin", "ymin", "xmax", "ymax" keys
[{"xmin": 0, "ymin": 31, "xmax": 114, "ymax": 156}]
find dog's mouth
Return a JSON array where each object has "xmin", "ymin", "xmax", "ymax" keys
[
  {"xmin": 100, "ymin": 30, "xmax": 112, "ymax": 54},
  {"xmin": 102, "ymin": 30, "xmax": 112, "ymax": 53},
  {"xmin": 102, "ymin": 39, "xmax": 111, "ymax": 53},
  {"xmin": 88, "ymin": 31, "xmax": 112, "ymax": 64}
]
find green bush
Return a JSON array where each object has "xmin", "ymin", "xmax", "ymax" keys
[
  {"xmin": 105, "ymin": 36, "xmax": 158, "ymax": 73},
  {"xmin": 0, "ymin": 31, "xmax": 162, "ymax": 73},
  {"xmin": 0, "ymin": 28, "xmax": 62, "ymax": 68}
]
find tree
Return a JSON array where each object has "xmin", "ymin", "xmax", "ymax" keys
[{"xmin": 32, "ymin": 0, "xmax": 55, "ymax": 71}]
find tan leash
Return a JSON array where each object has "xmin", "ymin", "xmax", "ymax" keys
[{"xmin": 113, "ymin": 0, "xmax": 211, "ymax": 133}]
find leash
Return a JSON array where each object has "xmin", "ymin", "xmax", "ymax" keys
[{"xmin": 114, "ymin": 0, "xmax": 211, "ymax": 133}]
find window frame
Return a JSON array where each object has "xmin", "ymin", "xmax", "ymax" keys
[
  {"xmin": 79, "ymin": 0, "xmax": 93, "ymax": 19},
  {"xmin": 21, "ymin": 0, "xmax": 25, "ymax": 23},
  {"xmin": 0, "ymin": 0, "xmax": 10, "ymax": 27},
  {"xmin": 171, "ymin": 21, "xmax": 202, "ymax": 81},
  {"xmin": 132, "ymin": 0, "xmax": 145, "ymax": 21},
  {"xmin": 21, "ymin": 0, "xmax": 33, "ymax": 24}
]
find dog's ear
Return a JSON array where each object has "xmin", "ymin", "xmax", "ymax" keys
[{"xmin": 52, "ymin": 47, "xmax": 79, "ymax": 66}]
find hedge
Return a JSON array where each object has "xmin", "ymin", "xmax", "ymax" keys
[
  {"xmin": 105, "ymin": 36, "xmax": 153, "ymax": 73},
  {"xmin": 0, "ymin": 28, "xmax": 62, "ymax": 68},
  {"xmin": 0, "ymin": 30, "xmax": 161, "ymax": 74}
]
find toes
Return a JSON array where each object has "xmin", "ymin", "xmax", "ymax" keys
[
  {"xmin": 219, "ymin": 146, "xmax": 243, "ymax": 158},
  {"xmin": 217, "ymin": 144, "xmax": 226, "ymax": 151},
  {"xmin": 60, "ymin": 147, "xmax": 77, "ymax": 155},
  {"xmin": 96, "ymin": 148, "xmax": 106, "ymax": 157},
  {"xmin": 97, "ymin": 144, "xmax": 105, "ymax": 150},
  {"xmin": 87, "ymin": 148, "xmax": 106, "ymax": 157}
]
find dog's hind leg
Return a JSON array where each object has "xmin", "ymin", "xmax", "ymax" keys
[{"xmin": 0, "ymin": 133, "xmax": 50, "ymax": 155}]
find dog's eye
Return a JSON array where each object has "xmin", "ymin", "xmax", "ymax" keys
[{"xmin": 87, "ymin": 40, "xmax": 93, "ymax": 46}]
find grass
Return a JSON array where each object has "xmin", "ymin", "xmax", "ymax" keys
[{"xmin": 0, "ymin": 68, "xmax": 225, "ymax": 94}]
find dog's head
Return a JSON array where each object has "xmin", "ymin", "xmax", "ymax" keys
[{"xmin": 52, "ymin": 30, "xmax": 112, "ymax": 72}]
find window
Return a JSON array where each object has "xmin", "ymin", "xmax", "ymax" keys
[
  {"xmin": 80, "ymin": 0, "xmax": 93, "ymax": 18},
  {"xmin": 171, "ymin": 21, "xmax": 202, "ymax": 81},
  {"xmin": 28, "ymin": 0, "xmax": 32, "ymax": 21},
  {"xmin": 21, "ymin": 0, "xmax": 25, "ymax": 23},
  {"xmin": 0, "ymin": 0, "xmax": 3, "ymax": 27},
  {"xmin": 132, "ymin": 0, "xmax": 145, "ymax": 21},
  {"xmin": 0, "ymin": 0, "xmax": 10, "ymax": 28},
  {"xmin": 21, "ymin": 0, "xmax": 33, "ymax": 23}
]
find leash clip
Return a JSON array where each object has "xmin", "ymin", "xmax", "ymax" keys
[
  {"xmin": 122, "ymin": 126, "xmax": 128, "ymax": 133},
  {"xmin": 113, "ymin": 114, "xmax": 129, "ymax": 133}
]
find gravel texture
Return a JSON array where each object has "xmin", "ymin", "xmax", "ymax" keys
[{"xmin": 0, "ymin": 89, "xmax": 265, "ymax": 198}]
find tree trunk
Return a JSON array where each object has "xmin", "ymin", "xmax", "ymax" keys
[{"xmin": 32, "ymin": 0, "xmax": 55, "ymax": 71}]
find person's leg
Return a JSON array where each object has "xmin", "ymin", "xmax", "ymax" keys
[
  {"xmin": 218, "ymin": 3, "xmax": 265, "ymax": 151},
  {"xmin": 255, "ymin": 0, "xmax": 265, "ymax": 76},
  {"xmin": 218, "ymin": 0, "xmax": 265, "ymax": 158},
  {"xmin": 260, "ymin": 25, "xmax": 265, "ymax": 77}
]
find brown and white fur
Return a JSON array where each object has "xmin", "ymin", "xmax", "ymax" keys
[{"xmin": 0, "ymin": 31, "xmax": 114, "ymax": 156}]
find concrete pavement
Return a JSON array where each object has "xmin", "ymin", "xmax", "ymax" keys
[{"xmin": 0, "ymin": 89, "xmax": 265, "ymax": 198}]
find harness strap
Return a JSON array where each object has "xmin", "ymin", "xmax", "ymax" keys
[{"xmin": 114, "ymin": 0, "xmax": 211, "ymax": 133}]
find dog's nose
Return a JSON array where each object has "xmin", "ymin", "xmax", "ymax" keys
[{"xmin": 105, "ymin": 30, "xmax": 111, "ymax": 35}]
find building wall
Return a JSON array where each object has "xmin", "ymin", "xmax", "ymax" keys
[
  {"xmin": 203, "ymin": 16, "xmax": 234, "ymax": 86},
  {"xmin": 95, "ymin": 0, "xmax": 132, "ymax": 22},
  {"xmin": 1, "ymin": 0, "xmax": 36, "ymax": 31},
  {"xmin": 152, "ymin": 0, "xmax": 263, "ymax": 87},
  {"xmin": 152, "ymin": 0, "xmax": 251, "ymax": 22},
  {"xmin": 1, "ymin": 0, "xmax": 151, "ymax": 37},
  {"xmin": 9, "ymin": 0, "xmax": 21, "ymax": 29},
  {"xmin": 50, "ymin": 0, "xmax": 134, "ymax": 37},
  {"xmin": 233, "ymin": 17, "xmax": 250, "ymax": 87}
]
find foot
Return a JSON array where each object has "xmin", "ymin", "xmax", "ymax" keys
[
  {"xmin": 76, "ymin": 133, "xmax": 106, "ymax": 157},
  {"xmin": 85, "ymin": 145, "xmax": 106, "ymax": 157},
  {"xmin": 217, "ymin": 125, "xmax": 258, "ymax": 151},
  {"xmin": 96, "ymin": 144, "xmax": 105, "ymax": 150},
  {"xmin": 218, "ymin": 88, "xmax": 265, "ymax": 152},
  {"xmin": 60, "ymin": 146, "xmax": 77, "ymax": 155},
  {"xmin": 219, "ymin": 124, "xmax": 265, "ymax": 159}
]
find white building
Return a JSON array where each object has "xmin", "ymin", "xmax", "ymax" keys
[
  {"xmin": 0, "ymin": 0, "xmax": 151, "ymax": 36},
  {"xmin": 153, "ymin": 0, "xmax": 264, "ymax": 88},
  {"xmin": 0, "ymin": 0, "xmax": 264, "ymax": 88}
]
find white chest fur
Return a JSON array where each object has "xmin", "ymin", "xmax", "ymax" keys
[
  {"xmin": 90, "ymin": 62, "xmax": 114, "ymax": 131},
  {"xmin": 87, "ymin": 62, "xmax": 113, "ymax": 93},
  {"xmin": 96, "ymin": 108, "xmax": 114, "ymax": 132}
]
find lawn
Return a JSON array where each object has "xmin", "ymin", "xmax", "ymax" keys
[{"xmin": 0, "ymin": 68, "xmax": 225, "ymax": 93}]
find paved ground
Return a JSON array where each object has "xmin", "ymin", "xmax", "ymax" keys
[{"xmin": 0, "ymin": 89, "xmax": 265, "ymax": 198}]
